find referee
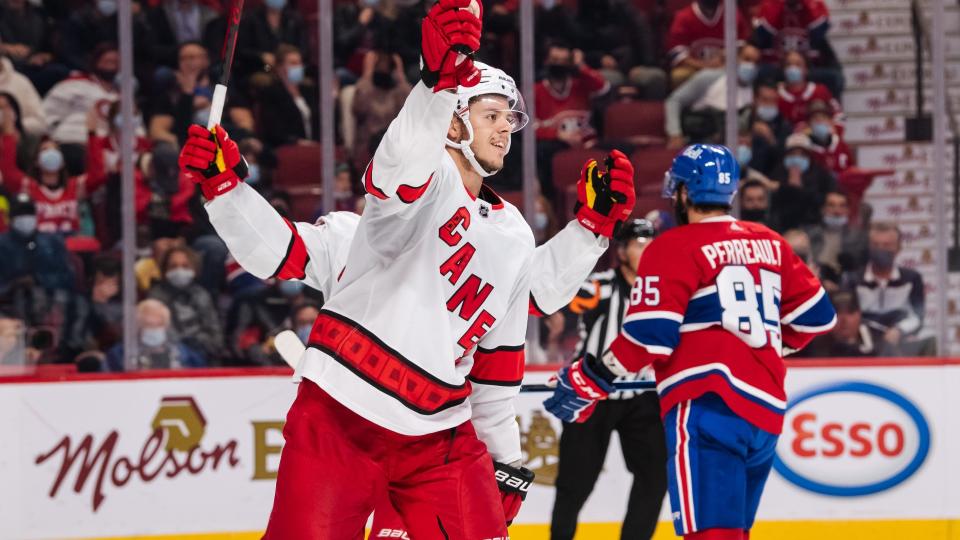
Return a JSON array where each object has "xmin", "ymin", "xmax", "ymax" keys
[{"xmin": 550, "ymin": 219, "xmax": 666, "ymax": 540}]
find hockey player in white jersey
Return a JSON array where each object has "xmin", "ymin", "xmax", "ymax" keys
[{"xmin": 177, "ymin": 1, "xmax": 635, "ymax": 536}]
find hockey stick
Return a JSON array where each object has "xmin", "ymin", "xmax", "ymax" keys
[
  {"xmin": 272, "ymin": 330, "xmax": 655, "ymax": 392},
  {"xmin": 207, "ymin": 0, "xmax": 245, "ymax": 129}
]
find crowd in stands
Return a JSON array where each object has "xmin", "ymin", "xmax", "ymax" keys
[{"xmin": 0, "ymin": 0, "xmax": 934, "ymax": 372}]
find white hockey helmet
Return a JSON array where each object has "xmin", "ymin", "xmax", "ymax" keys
[{"xmin": 446, "ymin": 61, "xmax": 529, "ymax": 177}]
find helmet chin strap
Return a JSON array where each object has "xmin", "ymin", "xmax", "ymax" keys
[{"xmin": 445, "ymin": 111, "xmax": 506, "ymax": 178}]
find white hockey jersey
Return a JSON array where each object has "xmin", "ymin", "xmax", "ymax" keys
[{"xmin": 207, "ymin": 82, "xmax": 606, "ymax": 462}]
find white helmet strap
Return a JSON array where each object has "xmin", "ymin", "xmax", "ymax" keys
[{"xmin": 445, "ymin": 109, "xmax": 499, "ymax": 178}]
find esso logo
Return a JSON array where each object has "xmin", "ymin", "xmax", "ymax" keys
[{"xmin": 773, "ymin": 382, "xmax": 930, "ymax": 496}]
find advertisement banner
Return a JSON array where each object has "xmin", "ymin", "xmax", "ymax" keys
[{"xmin": 1, "ymin": 362, "xmax": 958, "ymax": 539}]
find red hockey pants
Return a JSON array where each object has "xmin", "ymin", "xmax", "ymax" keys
[{"xmin": 262, "ymin": 380, "xmax": 509, "ymax": 540}]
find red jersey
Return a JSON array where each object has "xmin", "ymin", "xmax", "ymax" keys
[
  {"xmin": 809, "ymin": 133, "xmax": 853, "ymax": 177},
  {"xmin": 607, "ymin": 216, "xmax": 836, "ymax": 434},
  {"xmin": 534, "ymin": 66, "xmax": 609, "ymax": 141},
  {"xmin": 1, "ymin": 133, "xmax": 106, "ymax": 235},
  {"xmin": 777, "ymin": 82, "xmax": 842, "ymax": 126},
  {"xmin": 757, "ymin": 0, "xmax": 830, "ymax": 63},
  {"xmin": 667, "ymin": 3, "xmax": 751, "ymax": 67}
]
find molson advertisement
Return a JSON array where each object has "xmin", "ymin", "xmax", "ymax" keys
[{"xmin": 0, "ymin": 361, "xmax": 958, "ymax": 540}]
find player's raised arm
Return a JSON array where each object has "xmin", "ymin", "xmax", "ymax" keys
[
  {"xmin": 529, "ymin": 150, "xmax": 635, "ymax": 316},
  {"xmin": 178, "ymin": 124, "xmax": 358, "ymax": 296},
  {"xmin": 361, "ymin": 0, "xmax": 482, "ymax": 208}
]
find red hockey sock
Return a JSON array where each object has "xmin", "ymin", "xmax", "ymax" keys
[{"xmin": 685, "ymin": 529, "xmax": 744, "ymax": 540}]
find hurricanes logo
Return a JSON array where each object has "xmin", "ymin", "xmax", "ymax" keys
[{"xmin": 35, "ymin": 396, "xmax": 239, "ymax": 511}]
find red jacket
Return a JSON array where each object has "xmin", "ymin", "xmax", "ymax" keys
[{"xmin": 534, "ymin": 65, "xmax": 609, "ymax": 141}]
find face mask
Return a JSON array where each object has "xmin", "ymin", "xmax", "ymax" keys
[
  {"xmin": 372, "ymin": 71, "xmax": 396, "ymax": 89},
  {"xmin": 38, "ymin": 148, "xmax": 64, "ymax": 173},
  {"xmin": 141, "ymin": 327, "xmax": 167, "ymax": 347},
  {"xmin": 784, "ymin": 155, "xmax": 810, "ymax": 173},
  {"xmin": 811, "ymin": 122, "xmax": 832, "ymax": 141},
  {"xmin": 279, "ymin": 280, "xmax": 305, "ymax": 297},
  {"xmin": 823, "ymin": 214, "xmax": 848, "ymax": 229},
  {"xmin": 360, "ymin": 0, "xmax": 379, "ymax": 6},
  {"xmin": 113, "ymin": 114, "xmax": 143, "ymax": 131},
  {"xmin": 286, "ymin": 65, "xmax": 305, "ymax": 84},
  {"xmin": 541, "ymin": 0, "xmax": 557, "ymax": 8},
  {"xmin": 784, "ymin": 66, "xmax": 804, "ymax": 84},
  {"xmin": 736, "ymin": 144, "xmax": 753, "ymax": 166},
  {"xmin": 193, "ymin": 107, "xmax": 210, "ymax": 127},
  {"xmin": 166, "ymin": 268, "xmax": 195, "ymax": 288},
  {"xmin": 869, "ymin": 249, "xmax": 896, "ymax": 270},
  {"xmin": 738, "ymin": 62, "xmax": 757, "ymax": 84},
  {"xmin": 740, "ymin": 209, "xmax": 766, "ymax": 223},
  {"xmin": 246, "ymin": 163, "xmax": 260, "ymax": 184},
  {"xmin": 295, "ymin": 324, "xmax": 312, "ymax": 344},
  {"xmin": 95, "ymin": 68, "xmax": 118, "ymax": 82},
  {"xmin": 11, "ymin": 215, "xmax": 37, "ymax": 236},
  {"xmin": 265, "ymin": 0, "xmax": 285, "ymax": 9},
  {"xmin": 756, "ymin": 104, "xmax": 779, "ymax": 122},
  {"xmin": 97, "ymin": 0, "xmax": 117, "ymax": 16},
  {"xmin": 545, "ymin": 64, "xmax": 572, "ymax": 80},
  {"xmin": 533, "ymin": 211, "xmax": 548, "ymax": 230}
]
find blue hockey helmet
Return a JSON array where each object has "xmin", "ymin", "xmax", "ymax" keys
[{"xmin": 662, "ymin": 144, "xmax": 740, "ymax": 206}]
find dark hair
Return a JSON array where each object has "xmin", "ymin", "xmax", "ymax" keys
[
  {"xmin": 160, "ymin": 246, "xmax": 200, "ymax": 274},
  {"xmin": 740, "ymin": 179, "xmax": 768, "ymax": 195},
  {"xmin": 89, "ymin": 42, "xmax": 118, "ymax": 72},
  {"xmin": 829, "ymin": 290, "xmax": 860, "ymax": 313},
  {"xmin": 823, "ymin": 189, "xmax": 849, "ymax": 203},
  {"xmin": 0, "ymin": 91, "xmax": 24, "ymax": 135},
  {"xmin": 754, "ymin": 78, "xmax": 778, "ymax": 93},
  {"xmin": 93, "ymin": 254, "xmax": 121, "ymax": 277}
]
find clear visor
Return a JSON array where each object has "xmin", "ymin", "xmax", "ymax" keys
[
  {"xmin": 662, "ymin": 171, "xmax": 679, "ymax": 199},
  {"xmin": 471, "ymin": 94, "xmax": 530, "ymax": 133}
]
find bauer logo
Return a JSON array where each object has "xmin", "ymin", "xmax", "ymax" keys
[{"xmin": 773, "ymin": 382, "xmax": 930, "ymax": 497}]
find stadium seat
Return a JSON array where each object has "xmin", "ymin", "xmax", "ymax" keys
[
  {"xmin": 603, "ymin": 100, "xmax": 666, "ymax": 141},
  {"xmin": 630, "ymin": 145, "xmax": 678, "ymax": 197},
  {"xmin": 274, "ymin": 144, "xmax": 323, "ymax": 189},
  {"xmin": 550, "ymin": 147, "xmax": 607, "ymax": 193}
]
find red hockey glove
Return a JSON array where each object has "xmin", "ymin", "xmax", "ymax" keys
[
  {"xmin": 575, "ymin": 149, "xmax": 636, "ymax": 238},
  {"xmin": 543, "ymin": 354, "xmax": 617, "ymax": 423},
  {"xmin": 420, "ymin": 0, "xmax": 482, "ymax": 91},
  {"xmin": 178, "ymin": 124, "xmax": 249, "ymax": 200},
  {"xmin": 493, "ymin": 460, "xmax": 535, "ymax": 525}
]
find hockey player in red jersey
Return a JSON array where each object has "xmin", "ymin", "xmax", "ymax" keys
[
  {"xmin": 545, "ymin": 144, "xmax": 836, "ymax": 540},
  {"xmin": 178, "ymin": 0, "xmax": 635, "ymax": 537}
]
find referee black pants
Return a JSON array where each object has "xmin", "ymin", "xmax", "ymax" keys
[{"xmin": 550, "ymin": 392, "xmax": 667, "ymax": 540}]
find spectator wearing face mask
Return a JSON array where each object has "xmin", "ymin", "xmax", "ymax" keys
[
  {"xmin": 535, "ymin": 41, "xmax": 609, "ymax": 197},
  {"xmin": 750, "ymin": 79, "xmax": 794, "ymax": 175},
  {"xmin": 754, "ymin": 0, "xmax": 843, "ymax": 96},
  {"xmin": 149, "ymin": 41, "xmax": 213, "ymax": 145},
  {"xmin": 227, "ymin": 277, "xmax": 307, "ymax": 365},
  {"xmin": 0, "ymin": 194, "xmax": 76, "ymax": 296},
  {"xmin": 854, "ymin": 222, "xmax": 925, "ymax": 355},
  {"xmin": 802, "ymin": 291, "xmax": 877, "ymax": 357},
  {"xmin": 735, "ymin": 131, "xmax": 775, "ymax": 191},
  {"xmin": 352, "ymin": 50, "xmax": 412, "ymax": 167},
  {"xmin": 291, "ymin": 302, "xmax": 320, "ymax": 345},
  {"xmin": 804, "ymin": 190, "xmax": 867, "ymax": 292},
  {"xmin": 42, "ymin": 43, "xmax": 120, "ymax": 172},
  {"xmin": 106, "ymin": 299, "xmax": 207, "ymax": 371},
  {"xmin": 259, "ymin": 44, "xmax": 319, "ymax": 148},
  {"xmin": 805, "ymin": 100, "xmax": 852, "ymax": 178},
  {"xmin": 737, "ymin": 179, "xmax": 771, "ymax": 225},
  {"xmin": 0, "ymin": 132, "xmax": 106, "ymax": 236},
  {"xmin": 777, "ymin": 52, "xmax": 841, "ymax": 127},
  {"xmin": 665, "ymin": 45, "xmax": 761, "ymax": 149},
  {"xmin": 769, "ymin": 133, "xmax": 835, "ymax": 232},
  {"xmin": 665, "ymin": 0, "xmax": 752, "ymax": 87},
  {"xmin": 147, "ymin": 246, "xmax": 223, "ymax": 361}
]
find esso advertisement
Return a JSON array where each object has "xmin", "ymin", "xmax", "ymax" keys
[{"xmin": 774, "ymin": 382, "xmax": 931, "ymax": 497}]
